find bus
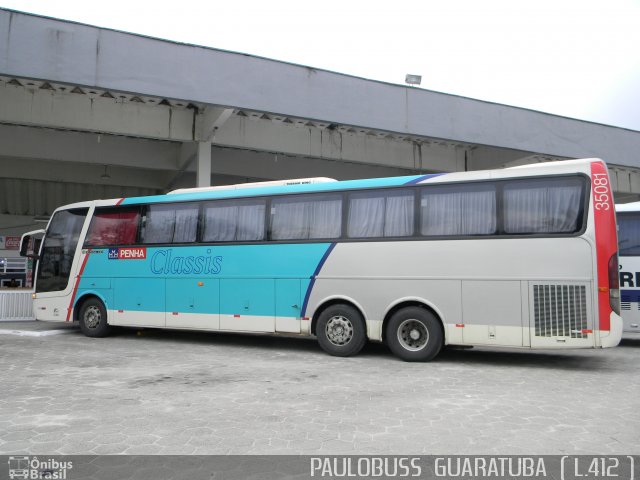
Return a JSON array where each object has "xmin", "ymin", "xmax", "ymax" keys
[
  {"xmin": 615, "ymin": 202, "xmax": 640, "ymax": 334},
  {"xmin": 20, "ymin": 158, "xmax": 622, "ymax": 361}
]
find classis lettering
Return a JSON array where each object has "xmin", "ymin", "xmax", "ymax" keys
[{"xmin": 150, "ymin": 249, "xmax": 223, "ymax": 275}]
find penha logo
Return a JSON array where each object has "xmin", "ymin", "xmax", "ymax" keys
[
  {"xmin": 118, "ymin": 247, "xmax": 147, "ymax": 260},
  {"xmin": 107, "ymin": 247, "xmax": 147, "ymax": 260}
]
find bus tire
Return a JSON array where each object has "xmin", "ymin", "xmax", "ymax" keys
[
  {"xmin": 316, "ymin": 304, "xmax": 367, "ymax": 357},
  {"xmin": 78, "ymin": 297, "xmax": 111, "ymax": 338},
  {"xmin": 386, "ymin": 307, "xmax": 442, "ymax": 362}
]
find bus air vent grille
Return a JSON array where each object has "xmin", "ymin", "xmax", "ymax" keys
[
  {"xmin": 621, "ymin": 302, "xmax": 631, "ymax": 311},
  {"xmin": 533, "ymin": 284, "xmax": 587, "ymax": 338}
]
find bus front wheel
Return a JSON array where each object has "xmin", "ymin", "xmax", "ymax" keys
[
  {"xmin": 78, "ymin": 298, "xmax": 111, "ymax": 338},
  {"xmin": 316, "ymin": 304, "xmax": 367, "ymax": 357},
  {"xmin": 386, "ymin": 307, "xmax": 442, "ymax": 362}
]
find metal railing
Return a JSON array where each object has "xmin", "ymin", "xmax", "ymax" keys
[
  {"xmin": 0, "ymin": 257, "xmax": 28, "ymax": 274},
  {"xmin": 1, "ymin": 257, "xmax": 32, "ymax": 316},
  {"xmin": 0, "ymin": 290, "xmax": 34, "ymax": 320}
]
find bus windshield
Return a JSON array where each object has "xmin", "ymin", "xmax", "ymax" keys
[
  {"xmin": 618, "ymin": 212, "xmax": 640, "ymax": 256},
  {"xmin": 36, "ymin": 208, "xmax": 88, "ymax": 293}
]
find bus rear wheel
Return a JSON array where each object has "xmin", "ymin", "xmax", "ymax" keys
[
  {"xmin": 316, "ymin": 304, "xmax": 367, "ymax": 357},
  {"xmin": 78, "ymin": 298, "xmax": 111, "ymax": 338},
  {"xmin": 386, "ymin": 307, "xmax": 442, "ymax": 361}
]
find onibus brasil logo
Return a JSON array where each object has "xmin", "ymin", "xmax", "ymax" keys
[{"xmin": 8, "ymin": 456, "xmax": 73, "ymax": 479}]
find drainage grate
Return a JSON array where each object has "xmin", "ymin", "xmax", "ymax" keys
[{"xmin": 533, "ymin": 284, "xmax": 587, "ymax": 338}]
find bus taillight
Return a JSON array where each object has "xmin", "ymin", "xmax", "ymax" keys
[{"xmin": 609, "ymin": 253, "xmax": 620, "ymax": 315}]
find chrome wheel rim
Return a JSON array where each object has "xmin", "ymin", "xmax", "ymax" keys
[
  {"xmin": 84, "ymin": 306, "xmax": 102, "ymax": 329},
  {"xmin": 325, "ymin": 315, "xmax": 354, "ymax": 346},
  {"xmin": 397, "ymin": 319, "xmax": 428, "ymax": 351}
]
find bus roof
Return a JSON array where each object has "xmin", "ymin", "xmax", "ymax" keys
[
  {"xmin": 616, "ymin": 201, "xmax": 640, "ymax": 212},
  {"xmin": 52, "ymin": 157, "xmax": 603, "ymax": 212},
  {"xmin": 120, "ymin": 173, "xmax": 440, "ymax": 206},
  {"xmin": 168, "ymin": 177, "xmax": 338, "ymax": 194}
]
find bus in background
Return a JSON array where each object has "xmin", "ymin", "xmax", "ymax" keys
[
  {"xmin": 20, "ymin": 158, "xmax": 622, "ymax": 361},
  {"xmin": 615, "ymin": 202, "xmax": 640, "ymax": 334}
]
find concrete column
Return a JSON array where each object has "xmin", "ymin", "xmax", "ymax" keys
[{"xmin": 196, "ymin": 141, "xmax": 212, "ymax": 187}]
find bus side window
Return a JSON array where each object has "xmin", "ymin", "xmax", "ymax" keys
[
  {"xmin": 420, "ymin": 184, "xmax": 496, "ymax": 237},
  {"xmin": 143, "ymin": 203, "xmax": 198, "ymax": 244},
  {"xmin": 85, "ymin": 209, "xmax": 140, "ymax": 246},
  {"xmin": 503, "ymin": 177, "xmax": 583, "ymax": 234},
  {"xmin": 618, "ymin": 213, "xmax": 640, "ymax": 256},
  {"xmin": 347, "ymin": 191, "xmax": 414, "ymax": 238},
  {"xmin": 203, "ymin": 199, "xmax": 266, "ymax": 242},
  {"xmin": 271, "ymin": 194, "xmax": 342, "ymax": 240}
]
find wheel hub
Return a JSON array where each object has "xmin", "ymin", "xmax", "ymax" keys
[
  {"xmin": 397, "ymin": 319, "xmax": 429, "ymax": 351},
  {"xmin": 84, "ymin": 306, "xmax": 101, "ymax": 329},
  {"xmin": 325, "ymin": 315, "xmax": 353, "ymax": 346}
]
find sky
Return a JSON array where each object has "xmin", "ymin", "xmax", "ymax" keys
[{"xmin": 1, "ymin": 0, "xmax": 639, "ymax": 131}]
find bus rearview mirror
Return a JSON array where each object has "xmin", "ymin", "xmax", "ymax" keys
[
  {"xmin": 19, "ymin": 235, "xmax": 31, "ymax": 257},
  {"xmin": 19, "ymin": 229, "xmax": 45, "ymax": 259}
]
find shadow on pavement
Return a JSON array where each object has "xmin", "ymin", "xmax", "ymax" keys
[
  {"xmin": 437, "ymin": 346, "xmax": 607, "ymax": 370},
  {"xmin": 619, "ymin": 336, "xmax": 640, "ymax": 347},
  {"xmin": 97, "ymin": 326, "xmax": 612, "ymax": 370}
]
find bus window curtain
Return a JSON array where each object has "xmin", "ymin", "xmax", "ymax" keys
[
  {"xmin": 271, "ymin": 201, "xmax": 308, "ymax": 240},
  {"xmin": 204, "ymin": 205, "xmax": 237, "ymax": 241},
  {"xmin": 203, "ymin": 202, "xmax": 265, "ymax": 242},
  {"xmin": 385, "ymin": 194, "xmax": 414, "ymax": 237},
  {"xmin": 421, "ymin": 188, "xmax": 496, "ymax": 236},
  {"xmin": 144, "ymin": 206, "xmax": 174, "ymax": 243},
  {"xmin": 271, "ymin": 195, "xmax": 341, "ymax": 240},
  {"xmin": 348, "ymin": 195, "xmax": 384, "ymax": 238},
  {"xmin": 236, "ymin": 204, "xmax": 265, "ymax": 241},
  {"xmin": 173, "ymin": 206, "xmax": 198, "ymax": 242},
  {"xmin": 145, "ymin": 204, "xmax": 198, "ymax": 243},
  {"xmin": 504, "ymin": 182, "xmax": 581, "ymax": 234},
  {"xmin": 308, "ymin": 198, "xmax": 341, "ymax": 239},
  {"xmin": 348, "ymin": 192, "xmax": 414, "ymax": 238}
]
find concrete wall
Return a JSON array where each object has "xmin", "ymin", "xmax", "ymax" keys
[{"xmin": 1, "ymin": 8, "xmax": 639, "ymax": 169}]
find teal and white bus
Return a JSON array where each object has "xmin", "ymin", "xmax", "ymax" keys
[{"xmin": 21, "ymin": 158, "xmax": 622, "ymax": 361}]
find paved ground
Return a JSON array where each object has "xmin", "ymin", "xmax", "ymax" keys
[{"xmin": 0, "ymin": 321, "xmax": 639, "ymax": 455}]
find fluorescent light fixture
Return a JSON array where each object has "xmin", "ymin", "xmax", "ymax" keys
[{"xmin": 405, "ymin": 74, "xmax": 422, "ymax": 86}]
